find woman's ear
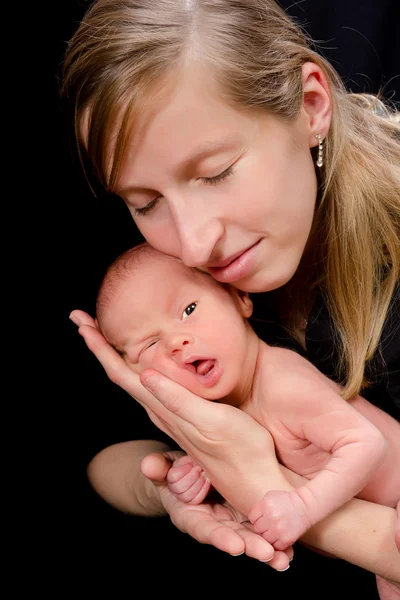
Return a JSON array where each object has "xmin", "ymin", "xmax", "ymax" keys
[
  {"xmin": 236, "ymin": 290, "xmax": 253, "ymax": 318},
  {"xmin": 301, "ymin": 62, "xmax": 332, "ymax": 145}
]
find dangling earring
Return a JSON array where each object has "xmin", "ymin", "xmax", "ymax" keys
[{"xmin": 316, "ymin": 133, "xmax": 324, "ymax": 167}]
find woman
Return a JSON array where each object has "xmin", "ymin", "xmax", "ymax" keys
[{"xmin": 62, "ymin": 0, "xmax": 399, "ymax": 595}]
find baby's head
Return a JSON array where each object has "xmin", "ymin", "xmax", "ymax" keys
[{"xmin": 96, "ymin": 243, "xmax": 258, "ymax": 403}]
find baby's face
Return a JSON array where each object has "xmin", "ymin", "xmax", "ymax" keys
[{"xmin": 100, "ymin": 257, "xmax": 256, "ymax": 404}]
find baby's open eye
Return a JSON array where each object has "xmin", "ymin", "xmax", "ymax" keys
[{"xmin": 182, "ymin": 302, "xmax": 197, "ymax": 319}]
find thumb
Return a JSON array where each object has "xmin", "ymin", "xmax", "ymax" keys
[{"xmin": 141, "ymin": 451, "xmax": 185, "ymax": 487}]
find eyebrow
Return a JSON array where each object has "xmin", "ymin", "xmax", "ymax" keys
[{"xmin": 116, "ymin": 136, "xmax": 240, "ymax": 195}]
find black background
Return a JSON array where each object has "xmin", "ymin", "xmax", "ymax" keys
[{"xmin": 48, "ymin": 1, "xmax": 399, "ymax": 596}]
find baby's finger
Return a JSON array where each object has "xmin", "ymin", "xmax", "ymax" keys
[
  {"xmin": 175, "ymin": 472, "xmax": 210, "ymax": 504},
  {"xmin": 172, "ymin": 455, "xmax": 196, "ymax": 468},
  {"xmin": 167, "ymin": 462, "xmax": 200, "ymax": 485},
  {"xmin": 186, "ymin": 476, "xmax": 211, "ymax": 504},
  {"xmin": 248, "ymin": 502, "xmax": 264, "ymax": 526}
]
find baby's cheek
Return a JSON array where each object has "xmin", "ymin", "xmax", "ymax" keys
[{"xmin": 138, "ymin": 346, "xmax": 162, "ymax": 372}]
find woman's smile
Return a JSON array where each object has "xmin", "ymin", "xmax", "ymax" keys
[{"xmin": 207, "ymin": 240, "xmax": 263, "ymax": 283}]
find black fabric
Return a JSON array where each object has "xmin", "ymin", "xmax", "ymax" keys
[
  {"xmin": 53, "ymin": 1, "xmax": 399, "ymax": 597},
  {"xmin": 306, "ymin": 286, "xmax": 400, "ymax": 419},
  {"xmin": 251, "ymin": 285, "xmax": 400, "ymax": 421}
]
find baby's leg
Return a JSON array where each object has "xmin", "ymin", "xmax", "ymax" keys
[{"xmin": 167, "ymin": 455, "xmax": 211, "ymax": 504}]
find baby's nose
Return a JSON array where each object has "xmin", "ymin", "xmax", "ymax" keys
[{"xmin": 166, "ymin": 333, "xmax": 194, "ymax": 356}]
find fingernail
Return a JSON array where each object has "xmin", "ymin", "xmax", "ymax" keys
[
  {"xmin": 230, "ymin": 551, "xmax": 244, "ymax": 557},
  {"xmin": 276, "ymin": 565, "xmax": 290, "ymax": 572},
  {"xmin": 69, "ymin": 313, "xmax": 80, "ymax": 326},
  {"xmin": 259, "ymin": 557, "xmax": 273, "ymax": 563}
]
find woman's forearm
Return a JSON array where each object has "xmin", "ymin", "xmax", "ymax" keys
[
  {"xmin": 87, "ymin": 439, "xmax": 172, "ymax": 516},
  {"xmin": 283, "ymin": 466, "xmax": 400, "ymax": 582}
]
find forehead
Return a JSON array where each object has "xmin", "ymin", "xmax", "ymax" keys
[
  {"xmin": 117, "ymin": 255, "xmax": 218, "ymax": 302},
  {"xmin": 115, "ymin": 67, "xmax": 261, "ymax": 191}
]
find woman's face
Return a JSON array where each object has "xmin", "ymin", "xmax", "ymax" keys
[{"xmin": 115, "ymin": 70, "xmax": 319, "ymax": 293}]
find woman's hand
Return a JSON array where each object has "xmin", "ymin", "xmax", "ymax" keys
[
  {"xmin": 70, "ymin": 310, "xmax": 293, "ymax": 517},
  {"xmin": 141, "ymin": 449, "xmax": 293, "ymax": 571}
]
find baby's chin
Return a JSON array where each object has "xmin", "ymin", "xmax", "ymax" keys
[{"xmin": 176, "ymin": 372, "xmax": 240, "ymax": 406}]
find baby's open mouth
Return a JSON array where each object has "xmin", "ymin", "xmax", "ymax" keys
[
  {"xmin": 183, "ymin": 358, "xmax": 223, "ymax": 388},
  {"xmin": 192, "ymin": 359, "xmax": 216, "ymax": 376},
  {"xmin": 185, "ymin": 359, "xmax": 216, "ymax": 377}
]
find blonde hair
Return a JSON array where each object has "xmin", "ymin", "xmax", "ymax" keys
[{"xmin": 62, "ymin": 0, "xmax": 400, "ymax": 399}]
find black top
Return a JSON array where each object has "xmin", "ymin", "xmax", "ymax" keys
[{"xmin": 250, "ymin": 284, "xmax": 400, "ymax": 421}]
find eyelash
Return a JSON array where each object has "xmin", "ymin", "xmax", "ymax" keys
[
  {"xmin": 200, "ymin": 165, "xmax": 234, "ymax": 186},
  {"xmin": 182, "ymin": 302, "xmax": 197, "ymax": 319},
  {"xmin": 133, "ymin": 165, "xmax": 234, "ymax": 217}
]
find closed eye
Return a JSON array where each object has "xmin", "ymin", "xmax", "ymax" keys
[
  {"xmin": 145, "ymin": 340, "xmax": 158, "ymax": 350},
  {"xmin": 133, "ymin": 166, "xmax": 234, "ymax": 217},
  {"xmin": 133, "ymin": 196, "xmax": 162, "ymax": 217},
  {"xmin": 200, "ymin": 165, "xmax": 234, "ymax": 185}
]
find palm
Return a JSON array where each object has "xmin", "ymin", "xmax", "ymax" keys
[{"xmin": 157, "ymin": 479, "xmax": 292, "ymax": 569}]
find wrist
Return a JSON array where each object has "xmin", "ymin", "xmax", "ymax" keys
[{"xmin": 280, "ymin": 465, "xmax": 306, "ymax": 489}]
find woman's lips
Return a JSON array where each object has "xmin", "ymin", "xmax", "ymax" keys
[{"xmin": 207, "ymin": 240, "xmax": 261, "ymax": 283}]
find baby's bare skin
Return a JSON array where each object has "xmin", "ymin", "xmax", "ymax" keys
[{"xmin": 168, "ymin": 344, "xmax": 400, "ymax": 552}]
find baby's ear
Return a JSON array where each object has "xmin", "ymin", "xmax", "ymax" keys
[{"xmin": 236, "ymin": 290, "xmax": 253, "ymax": 318}]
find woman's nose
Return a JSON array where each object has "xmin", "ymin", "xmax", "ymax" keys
[{"xmin": 170, "ymin": 199, "xmax": 225, "ymax": 268}]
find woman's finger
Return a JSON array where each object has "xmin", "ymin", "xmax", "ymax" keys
[
  {"xmin": 140, "ymin": 368, "xmax": 254, "ymax": 436},
  {"xmin": 69, "ymin": 309, "xmax": 96, "ymax": 328},
  {"xmin": 73, "ymin": 322, "xmax": 183, "ymax": 434},
  {"xmin": 77, "ymin": 323, "xmax": 139, "ymax": 389},
  {"xmin": 182, "ymin": 510, "xmax": 247, "ymax": 556},
  {"xmin": 140, "ymin": 369, "xmax": 216, "ymax": 419}
]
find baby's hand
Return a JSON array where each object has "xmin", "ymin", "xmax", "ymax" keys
[
  {"xmin": 167, "ymin": 455, "xmax": 211, "ymax": 504},
  {"xmin": 248, "ymin": 490, "xmax": 311, "ymax": 550}
]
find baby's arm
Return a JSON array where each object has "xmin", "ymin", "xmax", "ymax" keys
[
  {"xmin": 249, "ymin": 382, "xmax": 389, "ymax": 551},
  {"xmin": 167, "ymin": 454, "xmax": 212, "ymax": 504}
]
